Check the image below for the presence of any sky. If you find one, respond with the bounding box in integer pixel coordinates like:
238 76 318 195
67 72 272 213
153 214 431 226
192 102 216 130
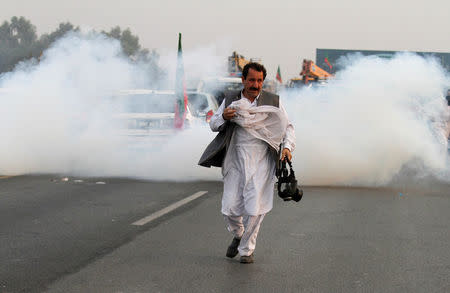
1 0 449 80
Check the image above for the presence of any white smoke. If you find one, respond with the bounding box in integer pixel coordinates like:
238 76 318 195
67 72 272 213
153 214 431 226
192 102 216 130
282 53 450 186
0 31 221 180
160 40 230 89
0 33 448 186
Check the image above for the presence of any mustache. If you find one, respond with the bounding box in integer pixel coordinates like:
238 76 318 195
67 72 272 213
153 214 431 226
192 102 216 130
249 87 259 91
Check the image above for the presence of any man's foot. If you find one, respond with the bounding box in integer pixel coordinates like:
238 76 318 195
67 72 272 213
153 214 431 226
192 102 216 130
240 254 254 264
226 237 241 258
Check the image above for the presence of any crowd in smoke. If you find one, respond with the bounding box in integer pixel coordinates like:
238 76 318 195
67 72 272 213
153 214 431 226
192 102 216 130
0 32 448 186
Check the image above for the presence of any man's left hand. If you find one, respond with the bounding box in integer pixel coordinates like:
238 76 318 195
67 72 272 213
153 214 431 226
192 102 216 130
281 148 292 162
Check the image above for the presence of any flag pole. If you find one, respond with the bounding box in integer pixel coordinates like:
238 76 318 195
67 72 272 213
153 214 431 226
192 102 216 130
174 33 188 129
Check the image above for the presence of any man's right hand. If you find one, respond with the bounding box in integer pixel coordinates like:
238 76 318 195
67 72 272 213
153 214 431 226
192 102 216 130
222 107 237 120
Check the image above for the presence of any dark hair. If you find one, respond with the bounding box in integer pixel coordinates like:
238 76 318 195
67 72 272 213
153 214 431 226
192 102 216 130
242 62 267 80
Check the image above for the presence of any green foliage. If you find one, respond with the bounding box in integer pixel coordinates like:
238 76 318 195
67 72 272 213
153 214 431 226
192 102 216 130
102 26 141 57
38 22 79 50
0 16 38 72
101 26 166 86
0 17 80 72
0 17 165 84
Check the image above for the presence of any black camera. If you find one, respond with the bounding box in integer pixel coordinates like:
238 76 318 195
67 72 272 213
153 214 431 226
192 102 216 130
276 158 303 202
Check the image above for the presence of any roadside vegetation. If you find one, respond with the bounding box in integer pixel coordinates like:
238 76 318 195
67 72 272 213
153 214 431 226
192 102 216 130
0 16 165 83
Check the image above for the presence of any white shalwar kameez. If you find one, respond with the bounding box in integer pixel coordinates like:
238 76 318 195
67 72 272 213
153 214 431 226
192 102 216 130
210 92 295 256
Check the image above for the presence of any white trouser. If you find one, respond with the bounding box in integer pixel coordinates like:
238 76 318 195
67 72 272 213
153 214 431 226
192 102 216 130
224 214 265 256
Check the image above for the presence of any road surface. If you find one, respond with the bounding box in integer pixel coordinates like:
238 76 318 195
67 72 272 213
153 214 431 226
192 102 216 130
0 175 449 293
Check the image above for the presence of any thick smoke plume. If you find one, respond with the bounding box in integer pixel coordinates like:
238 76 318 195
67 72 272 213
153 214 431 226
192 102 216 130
283 53 449 186
0 32 448 186
0 32 221 180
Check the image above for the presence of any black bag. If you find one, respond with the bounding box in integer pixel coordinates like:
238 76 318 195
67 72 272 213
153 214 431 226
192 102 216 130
275 158 303 202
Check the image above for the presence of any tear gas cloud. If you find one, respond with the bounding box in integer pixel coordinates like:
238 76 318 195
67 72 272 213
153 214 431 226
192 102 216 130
0 32 223 180
0 32 448 186
283 53 450 186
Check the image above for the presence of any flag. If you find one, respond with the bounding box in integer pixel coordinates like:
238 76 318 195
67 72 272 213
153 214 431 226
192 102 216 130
276 65 282 83
324 54 333 70
174 33 188 129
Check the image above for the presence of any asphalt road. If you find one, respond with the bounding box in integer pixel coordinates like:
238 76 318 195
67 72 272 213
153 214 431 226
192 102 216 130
1 175 449 293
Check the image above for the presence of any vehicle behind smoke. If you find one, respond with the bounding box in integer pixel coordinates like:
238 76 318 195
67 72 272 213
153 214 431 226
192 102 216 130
110 89 196 134
109 89 217 150
187 91 218 122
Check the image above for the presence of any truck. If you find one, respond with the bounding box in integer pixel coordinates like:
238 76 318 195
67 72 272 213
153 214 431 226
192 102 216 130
287 59 333 88
227 51 262 77
228 51 249 77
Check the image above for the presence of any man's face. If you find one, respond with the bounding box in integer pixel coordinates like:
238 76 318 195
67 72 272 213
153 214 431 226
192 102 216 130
242 68 264 99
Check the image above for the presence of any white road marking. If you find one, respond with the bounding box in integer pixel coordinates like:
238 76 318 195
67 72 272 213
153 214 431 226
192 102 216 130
131 191 208 226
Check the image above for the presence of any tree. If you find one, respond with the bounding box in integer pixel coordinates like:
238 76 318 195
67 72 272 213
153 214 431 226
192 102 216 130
101 26 166 86
120 28 140 56
9 16 37 47
0 18 165 84
0 18 80 73
102 26 141 57
34 22 79 57
39 22 78 47
0 16 38 72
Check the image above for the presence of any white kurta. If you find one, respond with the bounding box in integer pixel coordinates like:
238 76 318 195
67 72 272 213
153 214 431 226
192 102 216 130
210 93 295 216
